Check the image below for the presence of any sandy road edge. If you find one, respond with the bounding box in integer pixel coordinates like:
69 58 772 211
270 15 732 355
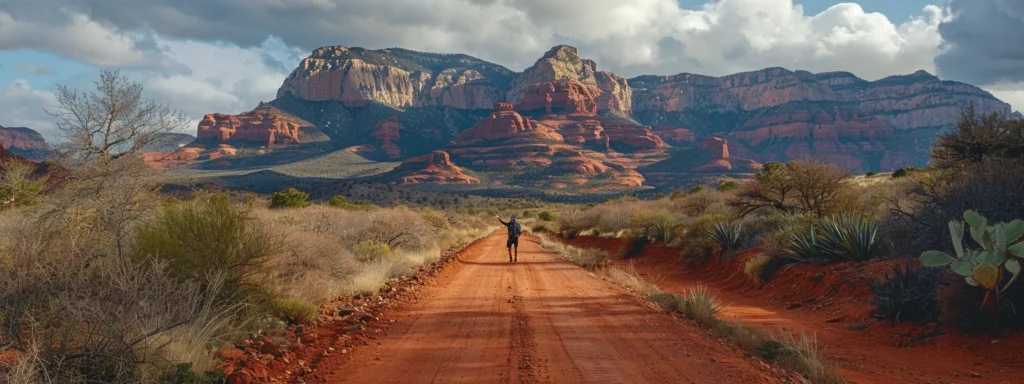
218 230 500 383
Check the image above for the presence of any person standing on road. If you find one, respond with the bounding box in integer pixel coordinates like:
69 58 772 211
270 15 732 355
497 215 522 263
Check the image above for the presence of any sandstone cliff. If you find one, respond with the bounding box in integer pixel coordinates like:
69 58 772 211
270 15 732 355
0 126 52 161
507 46 631 115
277 46 514 110
192 43 1017 188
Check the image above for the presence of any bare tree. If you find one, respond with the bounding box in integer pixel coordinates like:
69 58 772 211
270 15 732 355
730 162 796 215
730 160 851 217
46 69 189 166
786 160 851 217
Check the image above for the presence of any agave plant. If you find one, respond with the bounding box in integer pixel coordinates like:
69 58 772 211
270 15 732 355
710 221 743 258
818 213 887 262
786 213 887 263
920 210 1024 311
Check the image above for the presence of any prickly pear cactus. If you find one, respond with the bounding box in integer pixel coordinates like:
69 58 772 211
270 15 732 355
920 210 1024 310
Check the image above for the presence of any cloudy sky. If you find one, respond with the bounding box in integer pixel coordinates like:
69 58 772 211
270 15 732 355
1 0 1022 140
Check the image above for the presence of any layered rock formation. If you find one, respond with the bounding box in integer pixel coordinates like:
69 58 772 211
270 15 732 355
629 68 1012 172
515 82 600 115
0 126 52 161
507 45 631 115
447 103 644 189
277 47 514 110
193 43 1016 189
196 104 321 146
388 150 479 184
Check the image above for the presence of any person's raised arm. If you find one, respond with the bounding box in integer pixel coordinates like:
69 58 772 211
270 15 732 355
496 215 508 225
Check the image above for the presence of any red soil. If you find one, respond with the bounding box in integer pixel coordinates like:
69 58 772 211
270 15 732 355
563 235 1024 384
222 232 795 383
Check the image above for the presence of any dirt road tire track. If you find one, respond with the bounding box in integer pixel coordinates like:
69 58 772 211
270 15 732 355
322 232 784 383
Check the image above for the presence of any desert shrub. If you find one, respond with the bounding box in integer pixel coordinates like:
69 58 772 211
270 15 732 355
134 194 282 301
163 363 227 384
888 158 1024 256
763 331 841 384
865 171 877 177
891 167 916 178
688 185 705 194
629 210 676 242
932 105 1024 169
0 248 230 382
568 248 610 270
266 228 358 303
676 189 727 217
717 181 739 192
358 209 433 250
351 240 393 263
647 291 688 313
271 298 318 324
684 284 727 326
669 190 686 200
329 195 350 208
677 214 728 261
744 254 773 285
785 213 887 263
615 236 650 259
538 211 554 221
419 208 453 231
869 264 942 324
270 187 311 209
0 160 43 210
731 160 852 217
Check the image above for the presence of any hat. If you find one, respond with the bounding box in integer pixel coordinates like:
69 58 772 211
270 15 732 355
510 215 517 221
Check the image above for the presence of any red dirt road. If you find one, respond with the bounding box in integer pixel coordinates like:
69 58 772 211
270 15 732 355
324 232 785 383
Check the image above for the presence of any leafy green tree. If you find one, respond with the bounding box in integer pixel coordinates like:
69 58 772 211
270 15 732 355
270 188 311 209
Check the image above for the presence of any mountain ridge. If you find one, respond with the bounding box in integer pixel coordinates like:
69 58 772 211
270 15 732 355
176 44 1015 190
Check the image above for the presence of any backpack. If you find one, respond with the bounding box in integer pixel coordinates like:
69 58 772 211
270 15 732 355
511 222 522 238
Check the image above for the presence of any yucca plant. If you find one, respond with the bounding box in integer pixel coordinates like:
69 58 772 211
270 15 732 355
710 221 743 258
920 210 1024 311
818 213 887 262
786 226 834 263
786 213 887 263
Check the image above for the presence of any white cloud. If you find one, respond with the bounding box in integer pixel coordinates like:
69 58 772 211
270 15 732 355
0 79 58 139
985 83 1024 113
0 11 147 67
5 0 1024 134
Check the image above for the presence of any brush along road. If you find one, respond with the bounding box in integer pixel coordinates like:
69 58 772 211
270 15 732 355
324 231 785 383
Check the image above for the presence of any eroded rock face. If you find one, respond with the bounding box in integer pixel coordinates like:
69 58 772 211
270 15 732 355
197 105 316 146
515 81 600 115
390 150 479 184
278 46 513 109
630 69 1011 132
374 117 405 158
448 103 643 189
0 126 51 161
507 46 631 115
455 103 562 143
189 43 1016 188
651 126 696 144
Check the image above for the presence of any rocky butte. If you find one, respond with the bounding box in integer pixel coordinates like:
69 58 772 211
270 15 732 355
188 44 1015 188
0 126 52 161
